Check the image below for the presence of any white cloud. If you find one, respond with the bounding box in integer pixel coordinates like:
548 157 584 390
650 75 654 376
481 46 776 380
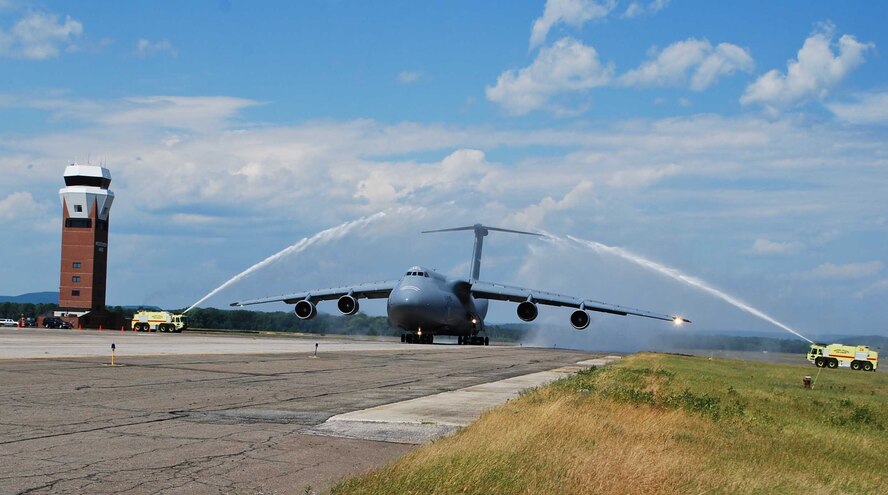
397 70 422 84
20 95 259 131
606 163 680 188
798 261 883 280
136 38 178 58
741 26 873 108
620 38 753 91
0 11 83 59
486 38 613 115
507 180 594 229
855 278 888 298
748 238 802 255
529 0 616 49
0 191 54 231
354 149 493 206
0 191 39 219
101 96 255 129
623 0 670 18
826 92 888 125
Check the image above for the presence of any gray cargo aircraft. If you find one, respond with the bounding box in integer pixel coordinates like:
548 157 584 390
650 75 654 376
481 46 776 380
231 224 690 345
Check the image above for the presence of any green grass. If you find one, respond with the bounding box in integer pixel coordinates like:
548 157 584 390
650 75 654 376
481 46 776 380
331 353 888 495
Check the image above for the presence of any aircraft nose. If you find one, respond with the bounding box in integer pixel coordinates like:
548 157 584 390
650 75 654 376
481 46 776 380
389 287 436 325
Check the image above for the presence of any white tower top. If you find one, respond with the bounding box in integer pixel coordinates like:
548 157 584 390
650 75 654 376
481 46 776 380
59 163 114 221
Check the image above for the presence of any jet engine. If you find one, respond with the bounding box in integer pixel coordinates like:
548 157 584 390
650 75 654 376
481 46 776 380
337 295 359 315
517 301 538 322
570 310 590 330
294 300 317 320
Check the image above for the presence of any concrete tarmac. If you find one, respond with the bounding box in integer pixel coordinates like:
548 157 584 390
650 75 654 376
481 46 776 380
0 328 593 494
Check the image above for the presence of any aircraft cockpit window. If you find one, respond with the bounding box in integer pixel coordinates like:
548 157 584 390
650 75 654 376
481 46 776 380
423 273 429 277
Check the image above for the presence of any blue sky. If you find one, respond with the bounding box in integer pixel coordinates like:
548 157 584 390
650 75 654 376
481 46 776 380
1 0 887 341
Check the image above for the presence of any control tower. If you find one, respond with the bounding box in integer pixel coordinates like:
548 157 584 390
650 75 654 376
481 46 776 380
57 163 114 314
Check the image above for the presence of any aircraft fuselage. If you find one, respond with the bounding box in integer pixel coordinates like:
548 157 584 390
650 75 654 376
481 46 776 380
386 265 488 337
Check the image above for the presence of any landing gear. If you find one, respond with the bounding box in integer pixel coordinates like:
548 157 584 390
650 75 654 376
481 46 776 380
402 333 433 344
459 335 489 346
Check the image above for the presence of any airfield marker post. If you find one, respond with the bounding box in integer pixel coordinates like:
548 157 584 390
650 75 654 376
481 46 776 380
312 343 319 358
111 343 116 366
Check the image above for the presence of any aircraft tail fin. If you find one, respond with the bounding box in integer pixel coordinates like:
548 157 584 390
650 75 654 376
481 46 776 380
422 224 541 280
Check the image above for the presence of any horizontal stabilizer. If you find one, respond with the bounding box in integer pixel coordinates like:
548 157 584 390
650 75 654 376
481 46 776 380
422 224 541 236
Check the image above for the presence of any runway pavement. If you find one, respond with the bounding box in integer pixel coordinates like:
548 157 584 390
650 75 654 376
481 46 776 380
0 328 596 494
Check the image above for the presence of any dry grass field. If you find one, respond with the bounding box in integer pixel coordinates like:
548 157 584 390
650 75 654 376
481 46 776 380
332 353 887 495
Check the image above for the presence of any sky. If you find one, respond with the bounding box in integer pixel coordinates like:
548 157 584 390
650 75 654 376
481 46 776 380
1 0 886 342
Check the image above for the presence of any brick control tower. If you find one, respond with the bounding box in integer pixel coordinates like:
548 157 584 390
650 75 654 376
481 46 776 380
57 163 114 316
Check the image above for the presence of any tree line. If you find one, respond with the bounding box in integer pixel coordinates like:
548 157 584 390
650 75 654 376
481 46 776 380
4 301 837 351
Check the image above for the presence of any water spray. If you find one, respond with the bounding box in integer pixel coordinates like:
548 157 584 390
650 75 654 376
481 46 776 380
551 234 813 344
184 212 389 313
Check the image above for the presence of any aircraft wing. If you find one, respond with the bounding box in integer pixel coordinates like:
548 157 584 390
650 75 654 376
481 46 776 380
230 280 399 307
470 280 690 323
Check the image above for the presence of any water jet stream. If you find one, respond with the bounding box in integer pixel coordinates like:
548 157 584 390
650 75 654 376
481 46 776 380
184 212 388 313
561 235 813 343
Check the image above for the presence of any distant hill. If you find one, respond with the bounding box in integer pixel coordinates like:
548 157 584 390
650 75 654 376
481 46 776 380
0 292 58 304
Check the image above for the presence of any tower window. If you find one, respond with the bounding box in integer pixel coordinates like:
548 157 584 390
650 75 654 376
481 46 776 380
74 205 83 212
72 276 81 283
71 290 80 296
73 262 81 269
65 218 92 228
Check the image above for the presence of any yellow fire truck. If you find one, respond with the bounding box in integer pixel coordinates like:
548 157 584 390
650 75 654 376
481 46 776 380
132 311 187 333
807 343 878 371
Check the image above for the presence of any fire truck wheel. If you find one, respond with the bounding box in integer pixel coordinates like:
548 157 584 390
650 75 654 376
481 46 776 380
827 359 838 369
815 357 825 367
851 361 861 370
863 362 873 371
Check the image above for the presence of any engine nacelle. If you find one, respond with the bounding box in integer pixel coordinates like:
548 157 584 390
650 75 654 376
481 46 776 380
337 295 359 315
294 300 317 320
570 310 590 330
517 301 538 322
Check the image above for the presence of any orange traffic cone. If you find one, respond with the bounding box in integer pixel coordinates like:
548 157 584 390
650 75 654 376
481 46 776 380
99 324 103 332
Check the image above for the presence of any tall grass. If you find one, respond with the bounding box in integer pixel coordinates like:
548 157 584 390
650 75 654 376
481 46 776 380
332 353 888 494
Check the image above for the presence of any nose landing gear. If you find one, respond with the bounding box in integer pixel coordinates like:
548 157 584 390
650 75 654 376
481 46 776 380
402 333 434 344
458 335 489 346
